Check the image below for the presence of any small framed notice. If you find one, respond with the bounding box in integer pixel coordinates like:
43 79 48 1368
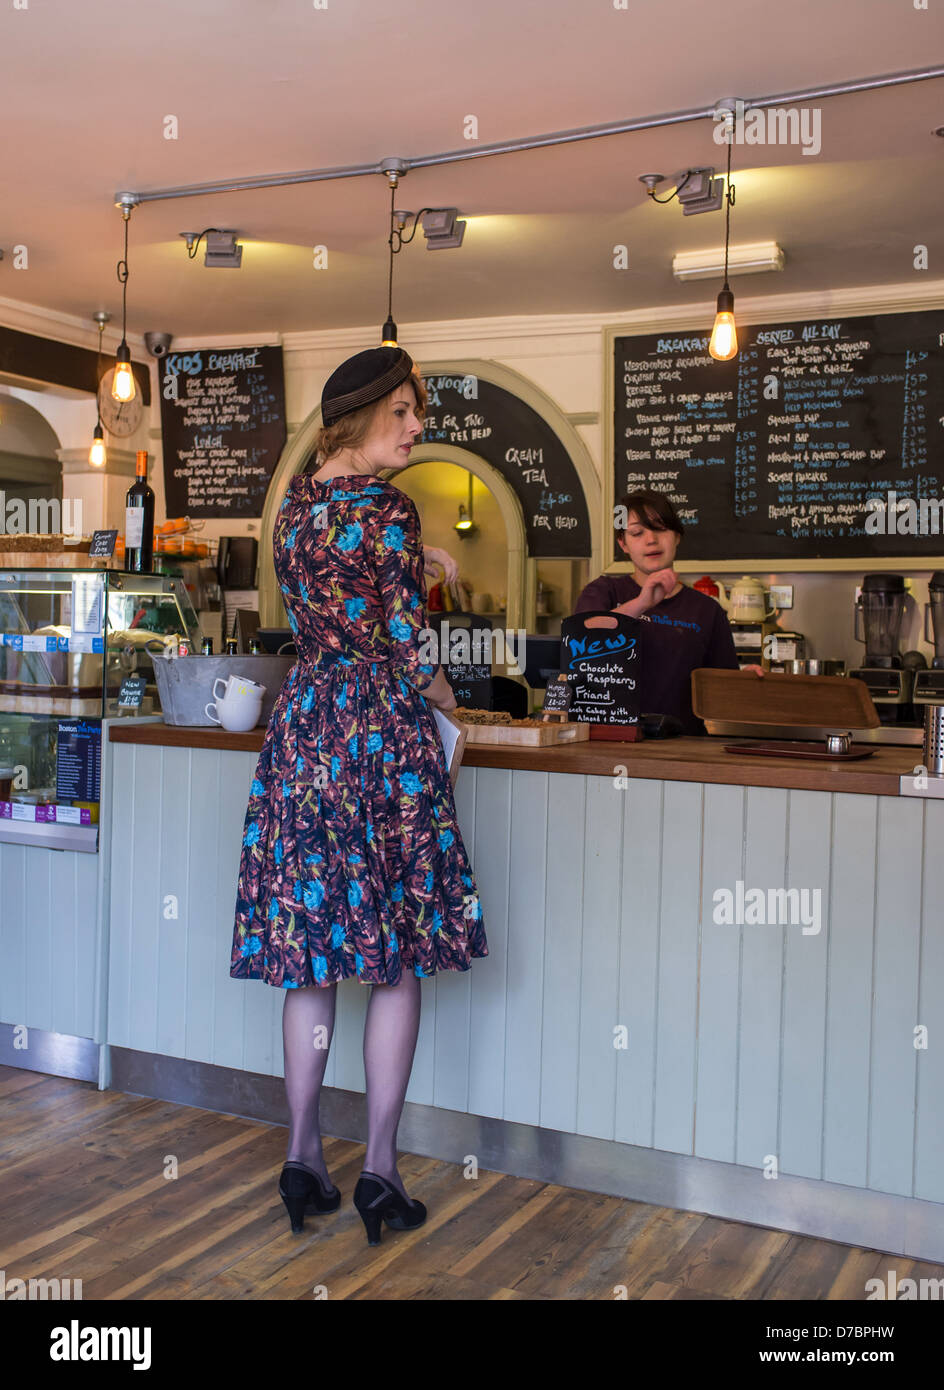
71 573 105 636
542 675 574 719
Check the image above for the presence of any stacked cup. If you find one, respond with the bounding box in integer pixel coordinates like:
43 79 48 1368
206 675 267 731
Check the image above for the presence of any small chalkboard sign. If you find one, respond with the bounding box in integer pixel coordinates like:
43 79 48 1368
118 673 147 709
559 611 642 726
89 529 118 559
431 612 493 710
542 675 574 716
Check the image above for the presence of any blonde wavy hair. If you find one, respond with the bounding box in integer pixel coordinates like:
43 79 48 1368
308 368 428 468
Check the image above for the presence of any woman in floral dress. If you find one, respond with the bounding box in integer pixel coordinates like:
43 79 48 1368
230 347 487 1240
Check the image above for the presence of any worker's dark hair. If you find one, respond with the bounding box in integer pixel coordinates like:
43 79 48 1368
615 489 685 539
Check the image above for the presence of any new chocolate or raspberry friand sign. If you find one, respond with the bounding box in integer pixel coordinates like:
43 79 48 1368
159 346 287 518
559 612 642 727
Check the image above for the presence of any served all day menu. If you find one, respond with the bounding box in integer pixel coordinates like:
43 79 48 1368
159 346 287 517
613 310 944 561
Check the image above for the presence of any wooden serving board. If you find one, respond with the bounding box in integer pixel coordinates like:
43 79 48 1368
459 720 591 746
0 549 106 569
692 668 880 728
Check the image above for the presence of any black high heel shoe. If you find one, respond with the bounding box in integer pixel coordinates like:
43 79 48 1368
352 1170 427 1246
279 1161 341 1234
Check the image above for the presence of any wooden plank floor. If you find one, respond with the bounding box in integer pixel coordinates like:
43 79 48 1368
2 1065 941 1301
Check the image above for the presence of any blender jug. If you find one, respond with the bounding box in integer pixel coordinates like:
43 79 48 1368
854 574 905 667
924 571 944 670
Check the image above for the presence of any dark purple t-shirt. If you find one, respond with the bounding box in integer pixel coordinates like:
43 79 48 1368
573 575 739 734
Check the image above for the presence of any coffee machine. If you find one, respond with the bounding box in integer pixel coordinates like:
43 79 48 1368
913 571 944 705
849 574 914 723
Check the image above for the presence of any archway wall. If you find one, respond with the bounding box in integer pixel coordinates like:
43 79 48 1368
258 358 601 627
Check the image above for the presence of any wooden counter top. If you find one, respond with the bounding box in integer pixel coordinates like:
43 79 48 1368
108 720 920 796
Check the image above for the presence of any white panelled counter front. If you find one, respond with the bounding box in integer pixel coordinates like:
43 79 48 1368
5 718 944 1262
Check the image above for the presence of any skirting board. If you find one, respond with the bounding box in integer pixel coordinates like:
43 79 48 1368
5 1031 944 1265
0 1023 99 1082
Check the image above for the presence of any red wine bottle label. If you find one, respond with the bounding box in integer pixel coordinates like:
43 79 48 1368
125 508 144 548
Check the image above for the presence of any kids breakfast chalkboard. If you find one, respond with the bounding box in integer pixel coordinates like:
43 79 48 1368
159 346 287 518
612 310 944 562
559 611 641 726
420 373 591 558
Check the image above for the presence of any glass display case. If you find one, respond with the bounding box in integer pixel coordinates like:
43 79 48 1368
0 567 201 851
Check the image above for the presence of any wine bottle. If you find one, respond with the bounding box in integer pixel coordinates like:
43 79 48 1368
125 450 155 573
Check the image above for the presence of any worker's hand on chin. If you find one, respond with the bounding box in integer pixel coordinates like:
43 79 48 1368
639 567 678 610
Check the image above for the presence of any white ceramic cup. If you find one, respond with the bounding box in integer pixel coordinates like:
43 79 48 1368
213 675 264 702
205 675 266 731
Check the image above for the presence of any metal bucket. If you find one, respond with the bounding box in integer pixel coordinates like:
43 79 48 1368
152 654 295 726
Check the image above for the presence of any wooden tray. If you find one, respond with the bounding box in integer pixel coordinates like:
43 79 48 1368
459 720 590 746
724 741 874 761
0 549 106 569
692 668 879 728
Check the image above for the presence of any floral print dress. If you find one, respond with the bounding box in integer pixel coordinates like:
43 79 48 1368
230 472 488 988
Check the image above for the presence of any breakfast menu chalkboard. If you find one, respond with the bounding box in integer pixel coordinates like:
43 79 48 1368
420 374 591 558
159 346 286 517
613 310 944 561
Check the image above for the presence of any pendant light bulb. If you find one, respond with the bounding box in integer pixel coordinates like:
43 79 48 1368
89 420 107 468
709 286 738 361
709 122 738 362
381 315 398 348
112 343 136 402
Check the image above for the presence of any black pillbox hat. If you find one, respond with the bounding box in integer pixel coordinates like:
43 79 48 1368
321 346 415 426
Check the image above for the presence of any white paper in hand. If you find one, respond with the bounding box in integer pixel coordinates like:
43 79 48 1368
432 707 467 787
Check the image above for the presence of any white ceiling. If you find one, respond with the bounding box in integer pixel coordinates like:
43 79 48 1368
2 0 943 341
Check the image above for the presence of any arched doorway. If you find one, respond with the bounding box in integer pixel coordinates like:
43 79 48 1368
393 446 526 631
257 359 599 628
0 391 63 506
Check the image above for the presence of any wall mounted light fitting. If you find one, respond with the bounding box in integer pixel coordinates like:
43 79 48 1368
179 229 242 266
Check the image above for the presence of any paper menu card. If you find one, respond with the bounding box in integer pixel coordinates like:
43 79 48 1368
432 707 468 787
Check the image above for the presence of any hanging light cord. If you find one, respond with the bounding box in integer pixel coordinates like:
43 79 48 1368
386 183 396 324
722 129 735 288
116 212 130 338
384 189 451 331
95 323 104 424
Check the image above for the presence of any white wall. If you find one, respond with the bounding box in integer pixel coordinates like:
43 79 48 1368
2 276 943 665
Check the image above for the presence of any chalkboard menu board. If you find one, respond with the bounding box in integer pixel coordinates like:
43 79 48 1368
159 346 287 517
613 311 944 561
559 612 641 726
420 374 591 558
430 613 493 709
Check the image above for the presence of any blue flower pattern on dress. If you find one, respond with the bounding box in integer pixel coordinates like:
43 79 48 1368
230 473 487 988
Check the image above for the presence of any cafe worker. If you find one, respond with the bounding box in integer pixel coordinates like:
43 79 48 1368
230 345 488 1247
574 489 746 734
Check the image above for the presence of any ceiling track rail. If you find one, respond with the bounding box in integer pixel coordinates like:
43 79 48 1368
116 65 944 206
